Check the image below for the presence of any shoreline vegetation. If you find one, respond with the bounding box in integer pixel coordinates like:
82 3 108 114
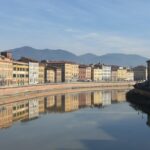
127 80 150 101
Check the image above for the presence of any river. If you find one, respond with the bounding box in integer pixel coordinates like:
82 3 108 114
0 88 150 150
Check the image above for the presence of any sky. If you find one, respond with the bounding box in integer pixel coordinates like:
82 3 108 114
0 0 150 57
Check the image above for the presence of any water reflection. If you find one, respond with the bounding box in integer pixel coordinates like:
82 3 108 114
127 90 150 128
0 89 128 129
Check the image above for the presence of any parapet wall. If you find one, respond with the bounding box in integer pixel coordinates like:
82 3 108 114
0 82 135 97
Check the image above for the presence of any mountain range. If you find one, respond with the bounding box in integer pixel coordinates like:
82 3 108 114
6 46 148 67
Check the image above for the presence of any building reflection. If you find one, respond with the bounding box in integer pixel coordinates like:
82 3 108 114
29 99 39 119
102 91 112 106
62 93 79 112
127 92 150 128
79 92 92 108
0 104 13 129
45 95 55 111
0 89 127 129
91 91 102 106
13 100 29 121
112 90 127 103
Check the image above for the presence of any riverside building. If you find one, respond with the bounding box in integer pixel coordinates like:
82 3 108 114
45 67 55 83
133 66 147 81
0 52 13 86
13 61 29 86
79 65 91 81
38 63 45 84
147 60 150 84
45 61 79 82
93 63 112 81
91 67 102 81
102 65 112 81
19 57 39 85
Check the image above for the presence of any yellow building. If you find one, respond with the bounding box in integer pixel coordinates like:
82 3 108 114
13 61 29 86
0 53 13 86
45 67 55 83
46 61 79 82
92 68 102 81
71 63 79 81
126 69 134 81
39 63 45 84
117 67 127 81
55 68 62 83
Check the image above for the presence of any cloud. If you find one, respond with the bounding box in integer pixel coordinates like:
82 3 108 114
64 28 81 33
74 31 150 56
0 0 150 58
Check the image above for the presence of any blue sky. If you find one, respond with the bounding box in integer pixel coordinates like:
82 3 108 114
0 0 150 57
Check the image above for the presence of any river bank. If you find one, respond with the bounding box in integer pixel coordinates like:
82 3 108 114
0 82 135 105
0 81 135 97
127 88 150 102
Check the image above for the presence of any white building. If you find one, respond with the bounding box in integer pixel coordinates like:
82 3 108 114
92 68 102 81
29 62 39 85
102 65 112 81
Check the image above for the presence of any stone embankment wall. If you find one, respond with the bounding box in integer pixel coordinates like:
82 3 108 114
0 82 135 97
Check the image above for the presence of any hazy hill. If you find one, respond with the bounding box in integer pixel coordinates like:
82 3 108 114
6 46 148 67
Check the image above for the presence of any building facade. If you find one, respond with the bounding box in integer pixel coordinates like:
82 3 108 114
46 61 79 82
133 66 147 81
117 67 127 81
91 67 102 81
79 65 86 81
13 61 29 86
55 67 62 83
102 65 112 81
38 63 45 84
19 57 39 85
79 65 91 81
93 63 111 81
29 62 39 85
126 69 134 81
45 67 55 83
0 54 13 86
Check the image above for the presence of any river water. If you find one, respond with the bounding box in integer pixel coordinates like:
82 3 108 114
0 89 150 150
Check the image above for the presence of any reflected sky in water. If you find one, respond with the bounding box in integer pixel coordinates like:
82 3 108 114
0 89 150 150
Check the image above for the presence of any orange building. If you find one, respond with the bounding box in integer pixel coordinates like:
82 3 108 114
0 52 13 86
